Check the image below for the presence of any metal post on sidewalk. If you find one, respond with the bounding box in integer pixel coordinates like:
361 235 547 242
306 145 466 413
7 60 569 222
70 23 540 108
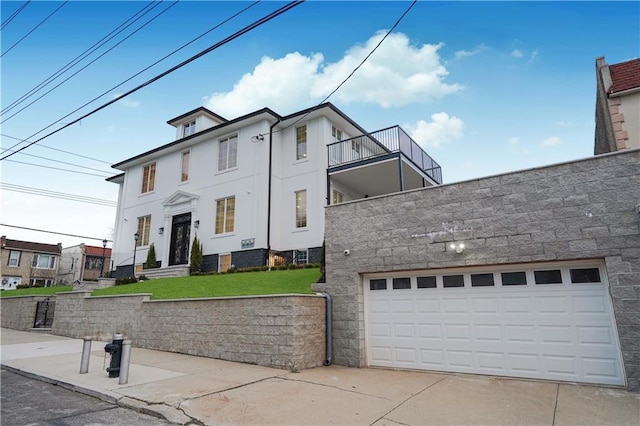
79 336 92 374
118 340 132 385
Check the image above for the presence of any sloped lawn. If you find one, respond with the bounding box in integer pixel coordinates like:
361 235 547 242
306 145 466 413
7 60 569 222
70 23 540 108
92 268 321 300
0 286 73 297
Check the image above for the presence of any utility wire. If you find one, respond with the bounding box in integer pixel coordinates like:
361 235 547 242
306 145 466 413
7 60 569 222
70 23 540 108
1 133 113 164
1 1 163 116
1 0 178 123
1 1 68 58
0 0 304 161
5 160 112 177
1 0 31 30
1 183 117 206
271 0 417 136
4 149 113 173
0 224 112 242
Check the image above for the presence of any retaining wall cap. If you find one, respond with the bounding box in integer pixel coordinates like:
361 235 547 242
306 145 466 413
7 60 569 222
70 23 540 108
143 293 325 303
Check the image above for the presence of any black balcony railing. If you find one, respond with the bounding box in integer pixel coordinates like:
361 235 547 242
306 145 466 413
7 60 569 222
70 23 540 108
327 125 442 184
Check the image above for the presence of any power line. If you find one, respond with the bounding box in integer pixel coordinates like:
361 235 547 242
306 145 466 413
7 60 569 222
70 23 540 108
1 1 69 58
2 1 161 116
271 0 417 136
5 160 112 177
5 149 113 173
1 133 113 164
1 183 117 206
1 0 179 123
0 223 112 242
0 0 304 161
1 0 31 30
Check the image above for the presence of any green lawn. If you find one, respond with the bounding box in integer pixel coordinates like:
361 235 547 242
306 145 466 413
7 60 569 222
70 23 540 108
0 286 73 298
92 268 322 299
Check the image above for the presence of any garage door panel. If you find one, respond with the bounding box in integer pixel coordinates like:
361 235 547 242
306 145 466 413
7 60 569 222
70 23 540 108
365 263 624 386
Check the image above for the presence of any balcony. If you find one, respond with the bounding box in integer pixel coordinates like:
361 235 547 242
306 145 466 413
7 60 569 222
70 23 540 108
326 126 442 201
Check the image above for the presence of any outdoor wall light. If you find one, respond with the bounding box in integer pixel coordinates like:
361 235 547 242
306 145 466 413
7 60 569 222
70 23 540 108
450 243 465 254
158 227 164 235
194 220 200 228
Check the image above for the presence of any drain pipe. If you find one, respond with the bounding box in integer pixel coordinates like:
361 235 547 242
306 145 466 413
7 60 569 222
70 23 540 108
266 117 282 267
317 292 333 366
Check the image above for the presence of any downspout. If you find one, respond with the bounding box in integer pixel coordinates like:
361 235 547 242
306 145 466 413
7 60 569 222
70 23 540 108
266 118 282 266
317 292 333 366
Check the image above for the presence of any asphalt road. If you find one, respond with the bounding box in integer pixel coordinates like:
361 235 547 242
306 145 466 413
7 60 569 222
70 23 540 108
0 369 172 425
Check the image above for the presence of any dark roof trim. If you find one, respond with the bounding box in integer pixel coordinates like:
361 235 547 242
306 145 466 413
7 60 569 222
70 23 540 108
166 106 227 126
277 102 369 135
2 238 62 254
106 172 125 183
112 107 280 169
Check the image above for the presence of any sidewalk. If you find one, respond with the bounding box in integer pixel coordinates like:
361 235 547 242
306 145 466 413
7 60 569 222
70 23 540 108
1 328 638 425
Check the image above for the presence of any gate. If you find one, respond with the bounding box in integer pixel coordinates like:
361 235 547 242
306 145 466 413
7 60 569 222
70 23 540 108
33 298 55 328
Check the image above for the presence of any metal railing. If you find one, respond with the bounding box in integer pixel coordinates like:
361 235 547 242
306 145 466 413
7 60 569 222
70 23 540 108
327 126 442 184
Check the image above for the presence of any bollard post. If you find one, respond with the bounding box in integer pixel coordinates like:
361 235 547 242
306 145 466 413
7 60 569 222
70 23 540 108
79 336 92 374
118 340 132 385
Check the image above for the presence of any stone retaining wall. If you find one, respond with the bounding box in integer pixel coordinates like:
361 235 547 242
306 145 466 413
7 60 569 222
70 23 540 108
1 292 326 370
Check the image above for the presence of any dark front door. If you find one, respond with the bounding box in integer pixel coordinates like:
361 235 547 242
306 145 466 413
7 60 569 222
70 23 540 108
169 213 191 265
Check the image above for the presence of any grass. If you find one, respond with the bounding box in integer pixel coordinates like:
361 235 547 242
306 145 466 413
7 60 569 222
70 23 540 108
0 286 73 298
92 268 322 300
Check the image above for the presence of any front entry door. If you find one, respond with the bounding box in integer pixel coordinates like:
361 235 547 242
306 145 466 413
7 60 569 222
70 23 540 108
169 213 191 265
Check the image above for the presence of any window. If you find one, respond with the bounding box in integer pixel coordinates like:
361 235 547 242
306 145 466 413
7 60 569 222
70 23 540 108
218 135 238 171
534 269 562 285
351 138 361 154
32 254 55 269
443 275 464 288
181 151 190 182
136 215 152 246
501 271 527 286
296 125 307 160
29 278 53 287
8 250 20 266
295 190 307 228
182 120 196 137
332 190 344 205
85 256 104 270
570 268 601 283
215 196 235 234
417 276 437 289
471 273 495 287
392 277 411 290
141 162 156 193
370 279 387 290
294 249 308 264
331 125 343 141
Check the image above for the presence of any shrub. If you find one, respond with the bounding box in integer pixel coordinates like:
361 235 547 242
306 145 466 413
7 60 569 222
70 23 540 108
115 276 138 286
190 235 203 274
144 243 157 269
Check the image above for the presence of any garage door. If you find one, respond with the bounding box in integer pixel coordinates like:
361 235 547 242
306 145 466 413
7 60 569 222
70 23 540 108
365 261 625 386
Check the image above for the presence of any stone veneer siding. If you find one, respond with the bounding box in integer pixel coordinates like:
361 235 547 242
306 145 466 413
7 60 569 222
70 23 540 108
324 149 640 390
1 292 326 370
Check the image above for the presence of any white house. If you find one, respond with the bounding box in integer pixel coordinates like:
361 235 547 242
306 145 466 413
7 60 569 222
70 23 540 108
107 103 442 277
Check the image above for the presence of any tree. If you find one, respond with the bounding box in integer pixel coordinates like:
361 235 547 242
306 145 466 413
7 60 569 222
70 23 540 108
190 235 203 273
144 243 157 269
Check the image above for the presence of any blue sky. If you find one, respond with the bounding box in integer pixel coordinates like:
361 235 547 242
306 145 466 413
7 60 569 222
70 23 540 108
1 1 638 247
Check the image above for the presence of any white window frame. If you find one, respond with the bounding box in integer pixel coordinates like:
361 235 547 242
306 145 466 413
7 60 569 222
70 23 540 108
218 134 238 171
29 278 54 287
8 250 21 266
141 162 156 194
331 125 343 141
136 215 152 247
32 254 56 269
294 249 308 264
183 120 196 137
296 125 307 160
215 196 235 235
181 150 190 182
295 189 307 228
332 190 344 205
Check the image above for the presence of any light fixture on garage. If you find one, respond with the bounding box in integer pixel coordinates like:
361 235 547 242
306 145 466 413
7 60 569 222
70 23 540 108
449 242 465 254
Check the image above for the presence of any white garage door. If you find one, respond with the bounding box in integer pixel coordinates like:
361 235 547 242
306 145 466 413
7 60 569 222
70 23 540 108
365 261 625 386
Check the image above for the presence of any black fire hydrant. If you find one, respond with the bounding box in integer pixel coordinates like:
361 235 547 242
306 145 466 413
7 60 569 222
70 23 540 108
104 333 124 378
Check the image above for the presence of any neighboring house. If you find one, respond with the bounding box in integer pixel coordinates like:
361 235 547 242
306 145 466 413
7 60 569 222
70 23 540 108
594 56 640 154
107 102 442 277
1 236 62 289
57 243 112 283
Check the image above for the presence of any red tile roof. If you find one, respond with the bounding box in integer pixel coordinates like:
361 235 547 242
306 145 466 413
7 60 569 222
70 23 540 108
608 58 640 94
2 238 61 254
85 245 112 256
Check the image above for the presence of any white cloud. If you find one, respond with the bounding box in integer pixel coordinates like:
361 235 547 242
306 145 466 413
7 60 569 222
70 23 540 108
508 137 520 146
404 112 464 149
511 49 523 58
541 136 562 147
454 43 487 59
529 49 539 62
205 32 462 117
113 94 140 108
